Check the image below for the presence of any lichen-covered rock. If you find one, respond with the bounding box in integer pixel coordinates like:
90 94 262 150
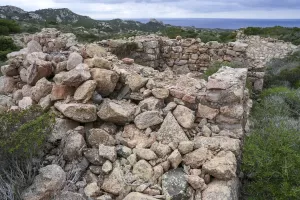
186 175 207 191
134 111 163 129
156 112 189 144
49 118 79 142
134 148 157 160
133 160 153 181
152 88 169 99
63 132 86 161
202 151 237 180
87 128 116 148
98 99 137 124
56 191 86 200
168 149 182 169
126 73 148 92
162 168 190 200
54 102 97 123
22 165 66 200
83 148 105 165
18 97 33 109
99 144 117 162
27 40 42 53
197 104 219 120
101 165 127 195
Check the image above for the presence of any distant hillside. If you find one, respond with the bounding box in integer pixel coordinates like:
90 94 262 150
0 6 166 34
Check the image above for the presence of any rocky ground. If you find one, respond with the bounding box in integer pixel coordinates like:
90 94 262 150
0 28 297 200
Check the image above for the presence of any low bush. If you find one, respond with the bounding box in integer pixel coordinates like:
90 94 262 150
0 106 55 199
0 19 21 35
244 26 300 45
0 36 19 61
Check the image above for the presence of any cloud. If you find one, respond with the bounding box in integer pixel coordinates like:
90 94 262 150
1 0 300 19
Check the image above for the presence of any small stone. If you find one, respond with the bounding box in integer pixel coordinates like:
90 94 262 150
178 141 194 155
197 104 219 120
99 144 117 162
102 160 113 174
122 58 134 65
183 148 212 168
151 142 172 158
116 145 132 158
134 111 163 129
84 182 100 197
18 97 33 109
123 192 158 200
127 154 137 166
204 174 211 184
87 128 116 148
202 125 212 137
84 148 105 165
101 166 127 195
211 125 220 133
186 175 207 191
133 160 153 181
168 150 182 169
134 148 157 160
126 73 148 92
74 80 97 102
152 88 169 99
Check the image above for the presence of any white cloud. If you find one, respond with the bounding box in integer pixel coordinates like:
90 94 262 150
1 0 300 19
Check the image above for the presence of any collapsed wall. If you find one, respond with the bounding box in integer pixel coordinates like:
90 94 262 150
100 33 297 92
0 28 271 200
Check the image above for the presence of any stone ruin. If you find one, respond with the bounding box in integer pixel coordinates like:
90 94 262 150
0 28 297 200
99 31 297 92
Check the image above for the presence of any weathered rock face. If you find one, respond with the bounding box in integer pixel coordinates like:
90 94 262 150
63 132 86 161
97 99 137 124
91 68 119 96
0 76 16 95
54 102 97 123
22 165 66 200
49 118 80 142
67 52 83 70
101 165 127 196
31 78 53 102
133 160 153 181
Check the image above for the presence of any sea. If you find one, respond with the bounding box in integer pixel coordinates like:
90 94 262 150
131 18 300 30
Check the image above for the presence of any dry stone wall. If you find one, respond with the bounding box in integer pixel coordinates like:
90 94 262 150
0 28 281 200
100 33 297 91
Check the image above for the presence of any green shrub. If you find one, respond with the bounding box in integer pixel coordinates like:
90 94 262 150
0 25 9 35
0 36 19 61
243 26 300 45
0 106 55 199
242 87 300 199
0 19 21 35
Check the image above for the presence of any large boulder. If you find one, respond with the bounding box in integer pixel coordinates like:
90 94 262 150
84 43 106 58
74 80 97 103
162 168 190 200
22 165 66 200
50 84 75 101
0 76 16 95
202 151 237 180
156 112 189 144
31 78 53 102
123 192 158 200
27 40 42 53
202 178 239 200
54 102 97 123
67 52 83 70
97 99 137 124
90 68 119 96
173 105 195 129
134 111 163 129
53 64 91 87
27 62 53 86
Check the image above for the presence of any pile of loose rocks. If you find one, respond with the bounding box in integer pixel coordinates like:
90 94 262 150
0 28 252 200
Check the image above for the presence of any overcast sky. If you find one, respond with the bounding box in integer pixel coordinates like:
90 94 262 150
1 0 300 19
